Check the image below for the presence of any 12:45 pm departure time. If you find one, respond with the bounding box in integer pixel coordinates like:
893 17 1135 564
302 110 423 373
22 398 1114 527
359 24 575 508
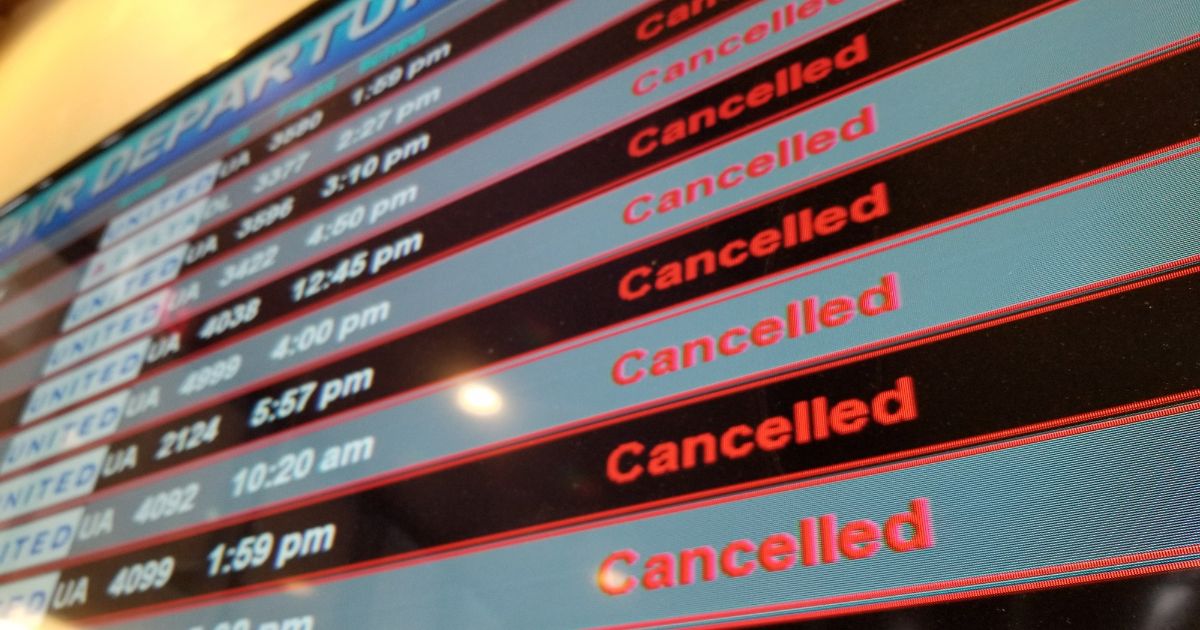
290 249 369 302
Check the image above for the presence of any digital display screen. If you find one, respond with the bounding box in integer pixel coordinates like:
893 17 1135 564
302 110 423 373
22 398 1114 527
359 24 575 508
0 0 1198 627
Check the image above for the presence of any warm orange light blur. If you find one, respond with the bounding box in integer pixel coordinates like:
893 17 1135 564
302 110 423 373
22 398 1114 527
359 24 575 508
0 0 310 204
455 382 503 417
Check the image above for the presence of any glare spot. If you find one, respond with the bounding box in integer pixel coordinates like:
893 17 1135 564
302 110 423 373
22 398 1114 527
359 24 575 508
456 382 503 417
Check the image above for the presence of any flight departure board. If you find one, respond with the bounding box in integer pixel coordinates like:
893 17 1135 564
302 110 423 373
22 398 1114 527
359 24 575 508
0 0 1197 627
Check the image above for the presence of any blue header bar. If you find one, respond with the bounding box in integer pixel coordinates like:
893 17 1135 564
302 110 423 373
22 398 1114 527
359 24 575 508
0 0 449 264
